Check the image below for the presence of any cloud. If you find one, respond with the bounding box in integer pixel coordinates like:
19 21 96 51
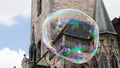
0 48 28 68
0 0 118 26
0 0 31 26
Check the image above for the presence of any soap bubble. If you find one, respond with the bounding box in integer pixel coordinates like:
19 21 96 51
42 9 99 64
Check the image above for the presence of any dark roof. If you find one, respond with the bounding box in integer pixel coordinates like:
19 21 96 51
93 0 117 34
63 19 91 39
53 19 92 43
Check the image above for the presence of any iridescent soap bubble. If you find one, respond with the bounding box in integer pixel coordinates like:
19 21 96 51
42 9 99 64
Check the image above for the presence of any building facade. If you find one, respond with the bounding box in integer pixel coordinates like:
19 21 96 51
112 17 120 53
112 17 120 40
29 0 120 68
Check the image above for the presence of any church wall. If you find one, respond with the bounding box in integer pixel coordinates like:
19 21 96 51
31 0 120 68
96 34 120 68
33 0 95 43
51 0 95 17
33 0 96 64
32 0 51 59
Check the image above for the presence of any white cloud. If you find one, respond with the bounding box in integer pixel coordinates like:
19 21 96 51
0 48 27 68
0 0 31 26
104 0 120 20
0 0 118 26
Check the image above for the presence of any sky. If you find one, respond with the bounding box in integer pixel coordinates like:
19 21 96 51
0 0 120 68
0 0 31 68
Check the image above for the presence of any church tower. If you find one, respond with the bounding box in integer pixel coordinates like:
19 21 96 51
29 0 120 68
93 0 120 68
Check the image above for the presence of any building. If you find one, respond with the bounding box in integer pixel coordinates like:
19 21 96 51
29 0 120 68
112 17 120 40
112 17 120 50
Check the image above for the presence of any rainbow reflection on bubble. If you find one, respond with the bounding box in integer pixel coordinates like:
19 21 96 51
42 9 99 64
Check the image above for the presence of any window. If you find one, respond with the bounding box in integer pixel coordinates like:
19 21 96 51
36 40 41 61
54 66 57 68
38 40 41 48
112 55 118 68
30 52 33 61
93 61 98 68
30 47 36 61
100 55 108 68
79 65 85 68
37 0 42 16
71 63 77 68
34 48 36 61
91 57 98 68
111 40 114 46
100 40 104 46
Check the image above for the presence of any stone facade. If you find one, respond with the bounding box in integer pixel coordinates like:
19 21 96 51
29 0 120 68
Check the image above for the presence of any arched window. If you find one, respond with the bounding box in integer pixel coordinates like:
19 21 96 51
54 66 57 68
37 0 42 16
30 52 33 61
112 55 118 68
71 63 77 68
91 57 98 68
100 55 108 68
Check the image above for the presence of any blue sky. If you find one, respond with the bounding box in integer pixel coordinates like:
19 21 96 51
0 0 31 67
0 0 120 68
0 0 119 55
0 16 30 53
0 0 31 54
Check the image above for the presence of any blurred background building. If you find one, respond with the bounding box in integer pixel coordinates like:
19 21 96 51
112 17 120 50
21 54 29 68
28 0 120 68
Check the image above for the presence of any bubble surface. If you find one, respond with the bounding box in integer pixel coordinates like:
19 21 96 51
42 9 99 64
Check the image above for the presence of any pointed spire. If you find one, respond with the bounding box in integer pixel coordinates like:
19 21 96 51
29 26 36 62
94 0 117 34
31 26 35 44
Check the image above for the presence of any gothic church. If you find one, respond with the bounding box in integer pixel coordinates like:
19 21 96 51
29 0 120 68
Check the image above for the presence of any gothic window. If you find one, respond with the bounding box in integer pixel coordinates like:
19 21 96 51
93 61 98 68
79 64 85 68
111 40 114 46
30 47 36 61
30 52 33 61
54 66 57 68
36 40 41 61
37 40 41 48
33 47 36 61
100 40 104 46
71 63 77 68
100 55 108 68
37 0 42 16
91 57 98 68
112 55 118 68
